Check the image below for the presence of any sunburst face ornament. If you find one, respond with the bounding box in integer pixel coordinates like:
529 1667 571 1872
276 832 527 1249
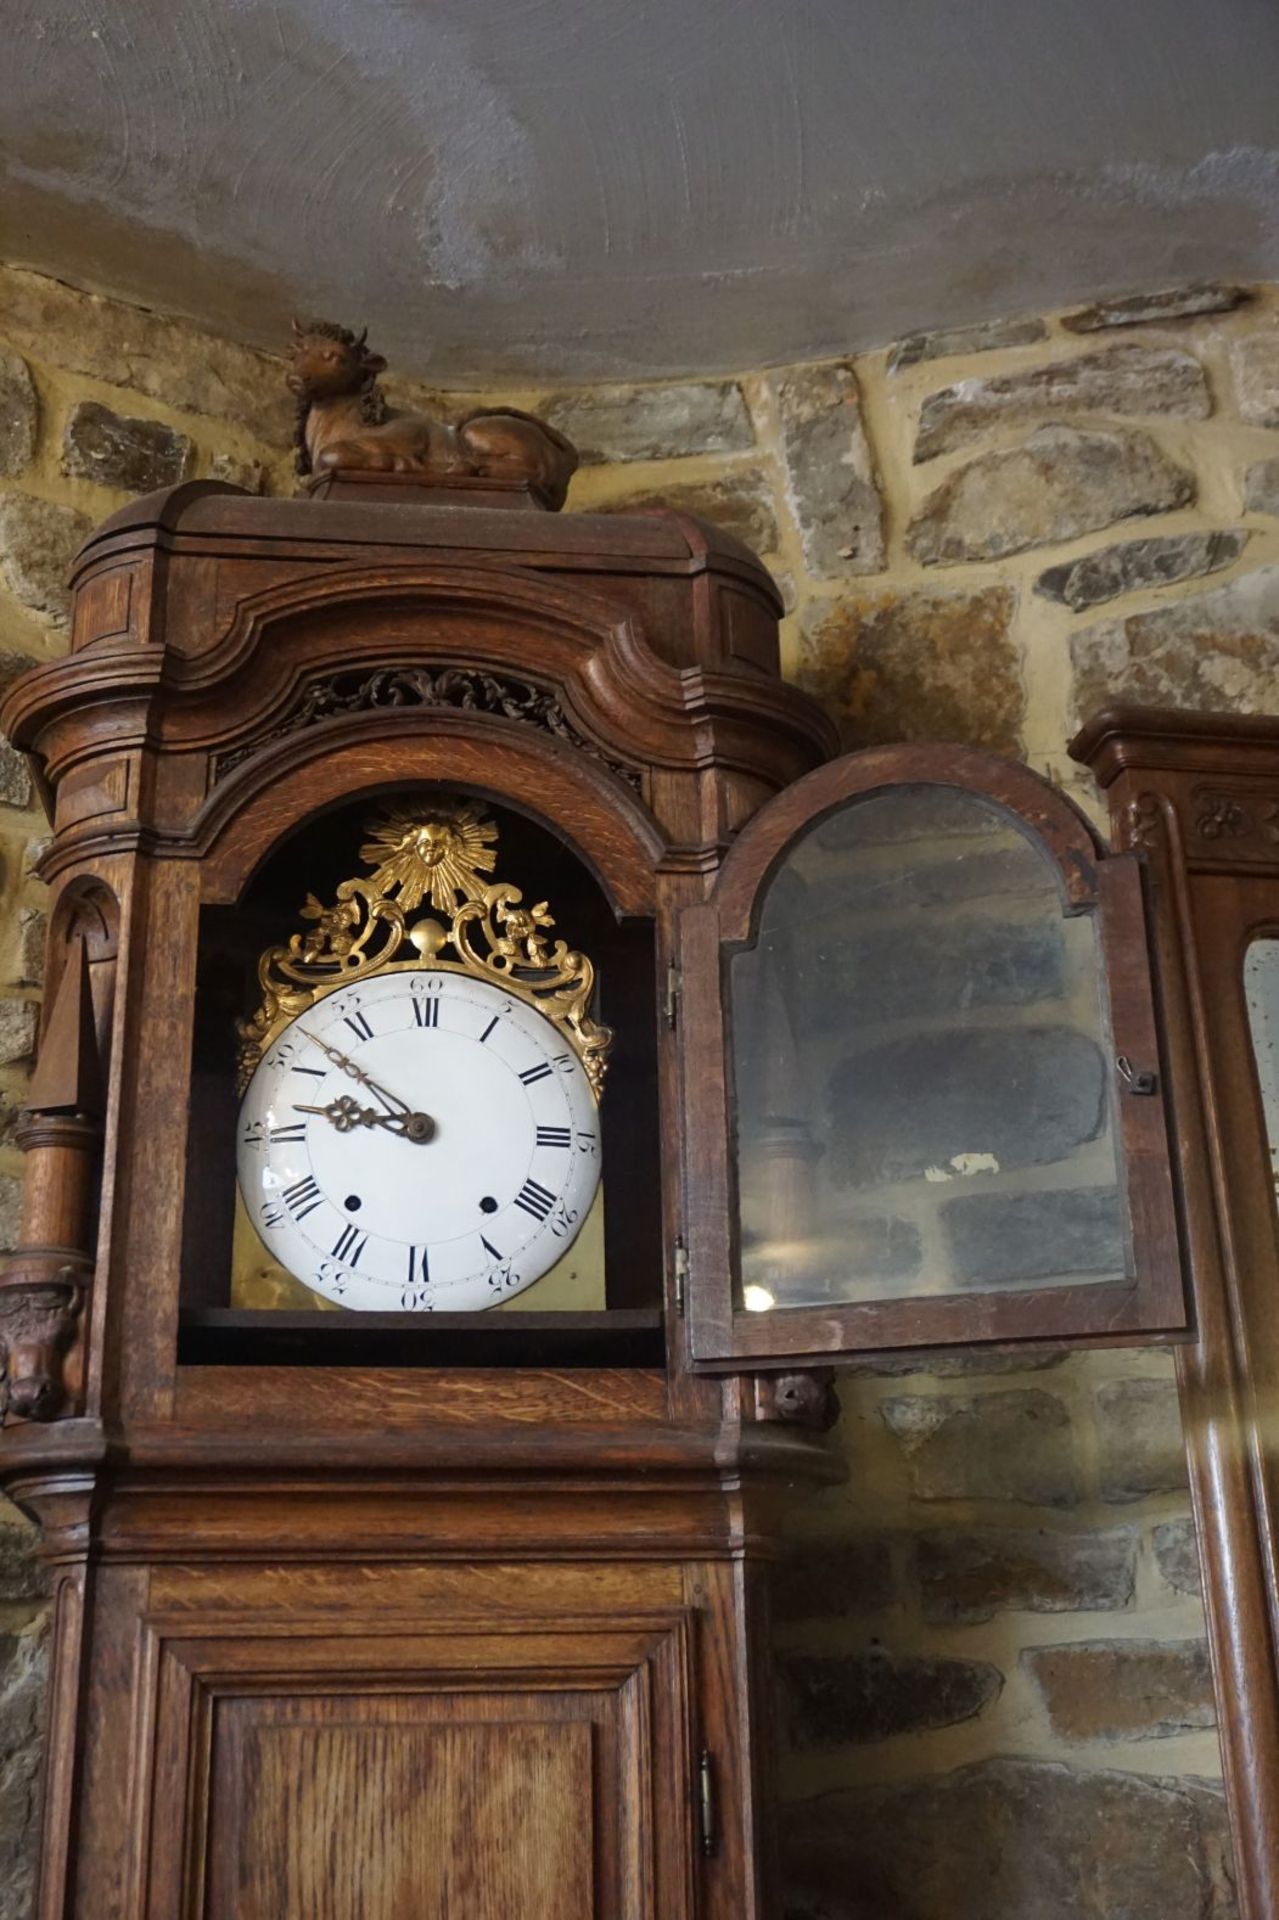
358 803 498 914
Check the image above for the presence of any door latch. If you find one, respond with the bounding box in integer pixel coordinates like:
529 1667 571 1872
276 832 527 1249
1117 1054 1158 1096
697 1748 717 1858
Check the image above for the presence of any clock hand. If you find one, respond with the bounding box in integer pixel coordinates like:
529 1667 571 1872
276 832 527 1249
299 1026 415 1117
292 1097 428 1139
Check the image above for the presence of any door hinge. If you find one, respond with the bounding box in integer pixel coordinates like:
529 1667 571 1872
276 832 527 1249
664 962 681 1030
697 1748 717 1859
673 1237 689 1316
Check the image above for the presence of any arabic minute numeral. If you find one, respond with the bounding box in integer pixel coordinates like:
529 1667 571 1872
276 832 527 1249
551 1201 580 1240
242 1120 267 1148
576 1131 598 1156
260 1202 285 1230
401 1286 433 1312
487 1260 521 1294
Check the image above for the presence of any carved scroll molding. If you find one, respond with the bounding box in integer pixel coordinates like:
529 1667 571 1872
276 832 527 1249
213 664 643 791
1123 793 1166 851
1192 785 1279 850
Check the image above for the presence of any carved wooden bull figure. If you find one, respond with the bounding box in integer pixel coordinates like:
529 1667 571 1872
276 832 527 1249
288 319 579 509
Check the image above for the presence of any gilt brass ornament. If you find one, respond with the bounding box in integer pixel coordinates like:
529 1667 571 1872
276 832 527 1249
238 803 613 1098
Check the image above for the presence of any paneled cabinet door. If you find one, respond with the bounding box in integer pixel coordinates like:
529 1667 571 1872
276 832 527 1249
140 1612 698 1920
678 744 1185 1367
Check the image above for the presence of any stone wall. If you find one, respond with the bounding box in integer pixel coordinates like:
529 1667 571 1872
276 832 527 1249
3 265 1278 1915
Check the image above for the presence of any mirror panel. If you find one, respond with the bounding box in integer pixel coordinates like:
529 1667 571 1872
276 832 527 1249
728 784 1128 1313
1244 938 1279 1224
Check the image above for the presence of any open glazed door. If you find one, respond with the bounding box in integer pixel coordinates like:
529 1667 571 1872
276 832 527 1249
678 745 1186 1368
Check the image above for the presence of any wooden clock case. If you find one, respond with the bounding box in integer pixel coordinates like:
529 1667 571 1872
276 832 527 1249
0 473 1261 1917
0 476 843 1920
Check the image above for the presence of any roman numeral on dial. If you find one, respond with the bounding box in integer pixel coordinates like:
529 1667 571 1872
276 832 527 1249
281 1175 323 1221
413 997 439 1027
331 1223 367 1266
514 1178 557 1222
406 1245 430 1287
344 1010 374 1041
270 1123 307 1144
535 1126 571 1149
518 1062 553 1086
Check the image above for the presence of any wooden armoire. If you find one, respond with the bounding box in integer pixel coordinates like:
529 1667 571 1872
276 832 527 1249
0 467 1276 1918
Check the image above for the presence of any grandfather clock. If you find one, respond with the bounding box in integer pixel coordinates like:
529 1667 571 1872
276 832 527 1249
0 340 1196 1919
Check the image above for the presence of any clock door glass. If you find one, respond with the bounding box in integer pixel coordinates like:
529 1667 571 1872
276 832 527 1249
237 969 601 1311
727 783 1128 1312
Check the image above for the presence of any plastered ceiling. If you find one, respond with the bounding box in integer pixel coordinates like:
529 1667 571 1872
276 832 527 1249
5 0 1279 386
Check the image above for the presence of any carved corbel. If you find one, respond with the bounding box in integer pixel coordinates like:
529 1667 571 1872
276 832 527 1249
753 1370 840 1431
0 1254 86 1422
0 938 105 1424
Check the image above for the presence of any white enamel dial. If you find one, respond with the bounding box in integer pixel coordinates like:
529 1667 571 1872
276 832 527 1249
236 968 601 1311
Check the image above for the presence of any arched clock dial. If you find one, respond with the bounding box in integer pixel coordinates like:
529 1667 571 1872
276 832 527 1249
237 968 601 1311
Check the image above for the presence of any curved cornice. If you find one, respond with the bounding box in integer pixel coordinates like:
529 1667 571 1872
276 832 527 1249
6 563 835 784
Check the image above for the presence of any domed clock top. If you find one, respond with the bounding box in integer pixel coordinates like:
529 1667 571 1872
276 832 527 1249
236 803 610 1312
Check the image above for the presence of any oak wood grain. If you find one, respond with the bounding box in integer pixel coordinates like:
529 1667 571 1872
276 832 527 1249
1073 707 1279 1920
0 480 834 1920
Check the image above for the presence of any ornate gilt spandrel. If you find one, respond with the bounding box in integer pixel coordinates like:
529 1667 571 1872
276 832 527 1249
238 802 613 1099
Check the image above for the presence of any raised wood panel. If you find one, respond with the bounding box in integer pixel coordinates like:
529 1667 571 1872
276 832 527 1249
139 1614 697 1920
210 1719 595 1920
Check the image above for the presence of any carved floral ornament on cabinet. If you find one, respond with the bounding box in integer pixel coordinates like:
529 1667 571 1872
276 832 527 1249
0 326 1277 1919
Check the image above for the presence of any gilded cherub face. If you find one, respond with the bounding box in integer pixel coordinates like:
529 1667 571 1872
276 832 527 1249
358 806 499 914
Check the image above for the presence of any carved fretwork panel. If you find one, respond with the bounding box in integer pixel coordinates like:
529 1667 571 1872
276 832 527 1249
213 663 644 791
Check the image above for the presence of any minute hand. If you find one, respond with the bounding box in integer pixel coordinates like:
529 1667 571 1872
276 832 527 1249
299 1026 413 1116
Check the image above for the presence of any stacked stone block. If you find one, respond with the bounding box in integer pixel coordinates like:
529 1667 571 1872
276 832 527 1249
2 263 1275 1916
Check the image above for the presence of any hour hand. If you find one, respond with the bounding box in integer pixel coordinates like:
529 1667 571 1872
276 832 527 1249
293 1097 435 1143
294 1095 388 1134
